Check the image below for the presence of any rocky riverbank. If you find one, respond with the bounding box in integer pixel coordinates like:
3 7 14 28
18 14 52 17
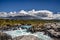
12 35 41 40
0 32 12 40
0 32 40 40
0 22 60 40
27 22 60 40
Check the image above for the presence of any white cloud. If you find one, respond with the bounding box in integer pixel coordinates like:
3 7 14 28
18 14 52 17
0 9 60 20
19 10 28 14
28 10 53 19
53 14 60 19
0 12 8 17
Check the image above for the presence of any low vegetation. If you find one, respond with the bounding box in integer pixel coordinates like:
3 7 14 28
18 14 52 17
0 19 60 27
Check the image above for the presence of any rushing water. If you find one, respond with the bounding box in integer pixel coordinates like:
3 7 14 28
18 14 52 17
3 25 53 40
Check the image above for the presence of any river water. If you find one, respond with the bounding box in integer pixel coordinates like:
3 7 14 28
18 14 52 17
3 25 53 40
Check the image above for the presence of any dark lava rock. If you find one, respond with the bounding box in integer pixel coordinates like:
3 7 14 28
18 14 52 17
13 35 41 40
0 32 12 40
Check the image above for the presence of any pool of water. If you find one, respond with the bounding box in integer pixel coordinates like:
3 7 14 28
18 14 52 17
21 25 32 29
3 25 53 40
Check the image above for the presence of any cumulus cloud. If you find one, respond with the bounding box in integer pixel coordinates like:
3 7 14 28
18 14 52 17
0 12 8 17
53 14 60 19
28 9 53 19
8 11 17 17
0 9 60 20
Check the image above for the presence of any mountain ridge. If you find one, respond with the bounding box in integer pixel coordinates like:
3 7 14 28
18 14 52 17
0 9 60 20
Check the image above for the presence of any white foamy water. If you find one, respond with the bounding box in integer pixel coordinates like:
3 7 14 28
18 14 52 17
3 29 31 38
33 32 52 40
3 25 53 40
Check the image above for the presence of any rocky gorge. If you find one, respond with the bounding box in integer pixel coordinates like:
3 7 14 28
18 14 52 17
0 22 60 40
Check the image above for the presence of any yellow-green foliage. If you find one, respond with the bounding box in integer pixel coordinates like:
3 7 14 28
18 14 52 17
0 19 60 26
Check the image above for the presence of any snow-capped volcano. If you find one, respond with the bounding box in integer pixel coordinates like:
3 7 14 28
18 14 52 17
0 9 60 20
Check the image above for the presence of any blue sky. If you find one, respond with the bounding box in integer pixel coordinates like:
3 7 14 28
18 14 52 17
0 0 60 12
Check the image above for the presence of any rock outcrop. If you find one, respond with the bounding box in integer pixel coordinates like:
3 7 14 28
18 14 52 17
44 23 60 38
13 35 41 40
28 23 60 39
0 32 12 40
